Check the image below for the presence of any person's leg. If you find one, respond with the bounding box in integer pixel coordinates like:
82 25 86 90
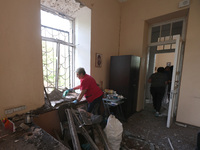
155 87 165 113
150 87 157 110
168 82 171 100
152 88 161 116
87 95 103 115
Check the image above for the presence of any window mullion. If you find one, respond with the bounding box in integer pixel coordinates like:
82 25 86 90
55 43 60 89
42 36 75 47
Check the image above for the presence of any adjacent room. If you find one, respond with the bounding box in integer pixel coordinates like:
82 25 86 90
1 0 200 149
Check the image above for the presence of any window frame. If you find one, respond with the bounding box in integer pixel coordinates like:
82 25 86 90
41 5 76 92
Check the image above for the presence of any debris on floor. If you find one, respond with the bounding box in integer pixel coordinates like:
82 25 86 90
57 102 113 149
0 119 68 150
1 89 200 150
122 103 200 150
175 122 187 128
168 138 174 150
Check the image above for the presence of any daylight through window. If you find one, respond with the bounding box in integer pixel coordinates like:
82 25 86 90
41 10 75 93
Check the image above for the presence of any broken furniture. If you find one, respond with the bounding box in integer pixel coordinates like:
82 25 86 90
58 101 112 150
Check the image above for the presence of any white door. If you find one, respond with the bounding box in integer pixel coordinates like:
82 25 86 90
167 35 183 128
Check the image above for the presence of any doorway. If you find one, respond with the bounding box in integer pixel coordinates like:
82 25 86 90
145 18 186 127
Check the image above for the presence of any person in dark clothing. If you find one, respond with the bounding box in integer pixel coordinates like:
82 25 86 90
148 67 168 117
164 66 171 81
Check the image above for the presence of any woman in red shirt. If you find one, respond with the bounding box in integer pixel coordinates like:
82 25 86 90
72 68 103 115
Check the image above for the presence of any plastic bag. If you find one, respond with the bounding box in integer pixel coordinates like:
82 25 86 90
104 115 123 150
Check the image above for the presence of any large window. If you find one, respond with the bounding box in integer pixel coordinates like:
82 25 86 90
41 9 75 93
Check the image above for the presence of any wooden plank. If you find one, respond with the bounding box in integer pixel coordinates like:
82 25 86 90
65 109 81 150
95 124 112 150
71 108 99 150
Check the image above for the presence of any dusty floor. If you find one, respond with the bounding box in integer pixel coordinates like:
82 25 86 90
121 103 200 150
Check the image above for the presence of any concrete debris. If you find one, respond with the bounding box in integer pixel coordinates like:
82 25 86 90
51 99 65 107
48 89 64 101
168 138 174 150
123 130 156 149
48 89 78 107
149 143 155 150
0 134 9 139
175 122 187 128
24 127 43 142
19 123 30 130
14 140 19 143
155 145 160 149
48 88 78 101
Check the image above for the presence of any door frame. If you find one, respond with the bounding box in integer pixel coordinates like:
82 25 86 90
144 17 187 127
145 40 176 101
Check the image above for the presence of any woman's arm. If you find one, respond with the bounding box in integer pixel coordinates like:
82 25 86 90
77 89 87 101
73 85 81 90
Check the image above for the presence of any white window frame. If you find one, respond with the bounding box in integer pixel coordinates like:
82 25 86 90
41 5 76 92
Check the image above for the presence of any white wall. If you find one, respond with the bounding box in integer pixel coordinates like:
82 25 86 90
73 7 91 86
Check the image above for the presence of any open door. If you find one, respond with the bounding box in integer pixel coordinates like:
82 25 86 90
167 35 183 128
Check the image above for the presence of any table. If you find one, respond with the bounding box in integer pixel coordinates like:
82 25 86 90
102 98 125 121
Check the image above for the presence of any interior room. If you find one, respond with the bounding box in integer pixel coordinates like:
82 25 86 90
1 0 200 149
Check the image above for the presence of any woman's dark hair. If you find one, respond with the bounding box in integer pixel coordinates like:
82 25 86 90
157 67 165 73
76 67 86 75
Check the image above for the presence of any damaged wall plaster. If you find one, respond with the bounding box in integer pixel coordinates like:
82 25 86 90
41 0 82 16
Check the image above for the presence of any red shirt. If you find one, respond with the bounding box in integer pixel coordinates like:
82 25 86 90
80 74 103 103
